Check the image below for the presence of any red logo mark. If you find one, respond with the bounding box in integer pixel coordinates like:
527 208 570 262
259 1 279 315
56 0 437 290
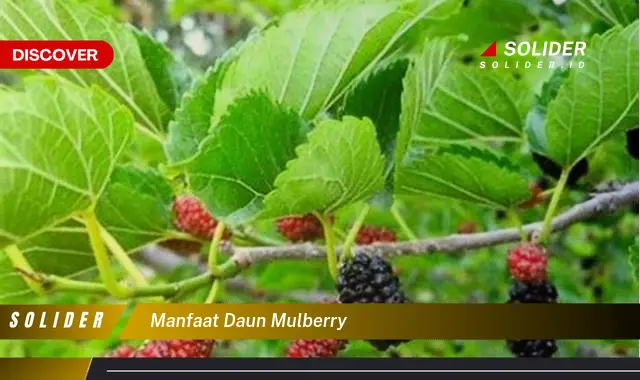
481 41 497 57
0 40 114 69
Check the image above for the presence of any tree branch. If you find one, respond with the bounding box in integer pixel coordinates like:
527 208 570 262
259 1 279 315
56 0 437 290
224 181 639 268
139 246 335 303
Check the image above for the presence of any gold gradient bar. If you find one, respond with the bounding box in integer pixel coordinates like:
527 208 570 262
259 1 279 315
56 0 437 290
0 305 125 339
0 358 91 379
120 303 640 340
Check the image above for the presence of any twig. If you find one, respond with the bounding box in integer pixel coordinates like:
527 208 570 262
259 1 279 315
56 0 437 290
139 246 334 303
224 182 639 268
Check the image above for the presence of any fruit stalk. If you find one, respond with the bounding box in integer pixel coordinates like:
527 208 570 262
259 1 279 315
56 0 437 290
539 168 571 243
341 204 370 262
208 222 227 275
314 212 338 281
390 203 418 241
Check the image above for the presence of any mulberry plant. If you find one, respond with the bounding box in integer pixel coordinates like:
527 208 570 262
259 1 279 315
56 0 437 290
0 0 637 360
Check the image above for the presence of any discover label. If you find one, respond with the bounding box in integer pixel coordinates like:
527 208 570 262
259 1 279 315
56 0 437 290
0 40 114 69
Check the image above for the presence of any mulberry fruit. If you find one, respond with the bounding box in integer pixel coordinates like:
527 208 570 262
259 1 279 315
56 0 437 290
276 214 325 242
136 340 215 358
105 344 136 358
173 195 230 240
285 339 346 358
508 280 558 304
356 226 396 245
626 128 638 159
507 339 557 358
532 152 588 187
507 243 548 283
337 252 409 351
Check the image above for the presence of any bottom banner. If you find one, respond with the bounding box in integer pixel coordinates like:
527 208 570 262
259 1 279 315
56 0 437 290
3 358 640 379
83 358 640 380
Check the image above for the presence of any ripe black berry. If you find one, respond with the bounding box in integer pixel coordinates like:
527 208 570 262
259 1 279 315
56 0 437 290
508 280 558 304
531 152 588 187
626 128 638 159
506 279 559 357
507 339 557 358
337 252 409 351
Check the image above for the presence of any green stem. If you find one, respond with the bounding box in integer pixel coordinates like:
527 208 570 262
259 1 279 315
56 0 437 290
238 0 269 27
208 222 227 275
82 210 131 299
233 227 284 246
205 279 222 304
17 260 240 298
391 203 418 241
4 245 44 294
539 169 571 243
342 204 371 261
313 212 338 281
99 226 148 287
506 208 527 242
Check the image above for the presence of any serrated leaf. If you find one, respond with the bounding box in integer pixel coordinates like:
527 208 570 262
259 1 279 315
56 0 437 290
164 36 256 165
395 145 530 209
0 78 133 248
0 0 172 134
132 28 193 111
214 0 459 121
570 0 638 27
540 21 639 167
525 67 570 154
187 92 308 226
395 37 531 170
426 0 537 49
0 165 177 302
340 59 408 178
262 116 385 217
95 165 175 249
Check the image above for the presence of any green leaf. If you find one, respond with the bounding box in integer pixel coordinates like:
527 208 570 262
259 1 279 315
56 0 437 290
164 36 256 165
395 145 530 209
540 21 639 167
187 92 308 226
339 59 408 179
570 0 638 27
426 0 537 49
0 0 172 134
262 116 385 217
630 237 638 286
96 165 175 250
525 67 570 154
214 0 459 121
0 77 133 248
395 37 531 168
0 165 177 302
131 28 193 111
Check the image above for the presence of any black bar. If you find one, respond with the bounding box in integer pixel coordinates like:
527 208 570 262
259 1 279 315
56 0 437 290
87 358 640 380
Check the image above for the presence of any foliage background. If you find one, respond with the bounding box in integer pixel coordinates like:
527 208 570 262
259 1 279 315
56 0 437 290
0 0 637 358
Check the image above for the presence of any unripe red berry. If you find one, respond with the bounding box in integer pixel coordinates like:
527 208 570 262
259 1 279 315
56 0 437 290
356 226 396 245
276 214 324 242
105 344 136 358
285 339 346 358
173 195 230 240
135 340 215 358
507 243 548 283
